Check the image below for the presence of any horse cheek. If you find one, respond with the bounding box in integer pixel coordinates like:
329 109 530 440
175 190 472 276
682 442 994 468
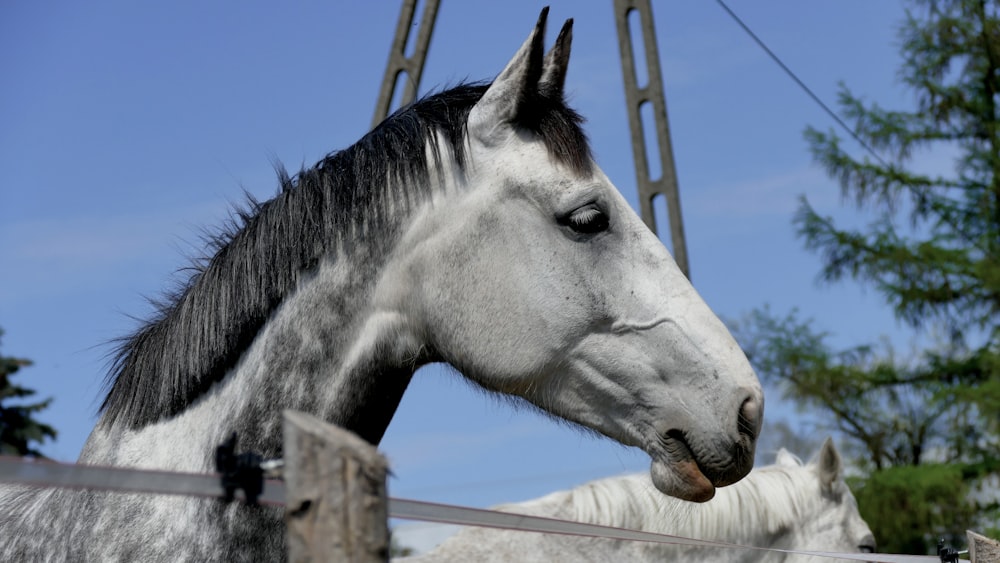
416 232 557 383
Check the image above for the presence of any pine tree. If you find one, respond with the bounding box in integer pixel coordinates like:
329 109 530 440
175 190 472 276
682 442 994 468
0 328 57 457
799 0 1000 455
739 0 1000 553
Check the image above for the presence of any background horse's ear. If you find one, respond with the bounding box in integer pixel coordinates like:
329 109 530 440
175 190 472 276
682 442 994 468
774 448 801 467
539 19 573 99
814 437 842 488
468 8 548 143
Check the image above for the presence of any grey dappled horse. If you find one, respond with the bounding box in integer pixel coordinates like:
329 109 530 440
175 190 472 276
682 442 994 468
402 438 875 563
0 9 762 561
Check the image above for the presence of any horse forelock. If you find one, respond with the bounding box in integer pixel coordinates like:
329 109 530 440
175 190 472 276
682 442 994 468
99 81 595 430
511 89 593 177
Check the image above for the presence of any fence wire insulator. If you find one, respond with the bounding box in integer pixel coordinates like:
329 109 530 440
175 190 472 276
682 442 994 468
937 538 960 563
260 458 285 480
215 432 264 505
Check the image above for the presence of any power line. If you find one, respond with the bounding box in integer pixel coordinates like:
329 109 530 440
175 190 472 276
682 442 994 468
713 0 890 168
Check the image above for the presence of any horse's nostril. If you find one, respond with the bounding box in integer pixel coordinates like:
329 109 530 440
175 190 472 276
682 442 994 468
737 394 763 439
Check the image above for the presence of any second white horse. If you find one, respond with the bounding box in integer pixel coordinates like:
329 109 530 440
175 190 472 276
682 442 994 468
402 438 875 562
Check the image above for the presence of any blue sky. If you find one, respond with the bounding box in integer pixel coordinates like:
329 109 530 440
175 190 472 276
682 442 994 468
2 0 921 534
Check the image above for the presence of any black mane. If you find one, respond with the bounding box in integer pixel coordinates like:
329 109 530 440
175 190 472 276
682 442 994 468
100 82 592 429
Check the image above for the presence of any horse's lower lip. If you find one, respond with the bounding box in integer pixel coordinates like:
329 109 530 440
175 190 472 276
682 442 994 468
648 432 716 502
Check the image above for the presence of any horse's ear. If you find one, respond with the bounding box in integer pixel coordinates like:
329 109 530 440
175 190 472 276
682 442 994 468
539 18 573 99
814 437 842 488
774 448 801 467
468 8 549 143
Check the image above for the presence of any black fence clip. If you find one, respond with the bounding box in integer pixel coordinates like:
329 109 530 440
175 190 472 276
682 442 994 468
215 432 263 506
937 538 960 563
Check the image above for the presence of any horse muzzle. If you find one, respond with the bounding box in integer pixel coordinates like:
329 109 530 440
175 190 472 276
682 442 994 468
649 388 763 502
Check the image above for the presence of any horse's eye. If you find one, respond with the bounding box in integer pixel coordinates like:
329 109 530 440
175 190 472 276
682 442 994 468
859 544 876 554
562 204 609 235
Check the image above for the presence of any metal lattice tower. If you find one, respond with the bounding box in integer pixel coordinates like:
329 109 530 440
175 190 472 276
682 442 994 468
613 0 690 279
371 0 442 129
372 1 689 279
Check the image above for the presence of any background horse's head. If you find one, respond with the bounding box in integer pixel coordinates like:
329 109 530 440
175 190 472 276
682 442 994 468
764 438 876 560
387 9 763 501
399 438 875 562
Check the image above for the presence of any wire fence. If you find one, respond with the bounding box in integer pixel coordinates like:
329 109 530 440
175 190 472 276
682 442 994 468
0 443 947 562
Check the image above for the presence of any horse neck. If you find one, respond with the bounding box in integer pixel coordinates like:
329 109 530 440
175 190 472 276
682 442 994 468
81 238 427 472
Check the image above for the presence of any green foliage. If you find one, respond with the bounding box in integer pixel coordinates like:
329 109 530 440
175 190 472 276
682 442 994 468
732 307 967 471
737 0 1000 553
852 464 979 554
796 0 1000 464
799 0 1000 339
0 328 57 457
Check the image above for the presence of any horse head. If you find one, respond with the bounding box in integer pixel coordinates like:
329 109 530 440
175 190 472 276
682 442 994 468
774 438 877 558
388 8 763 502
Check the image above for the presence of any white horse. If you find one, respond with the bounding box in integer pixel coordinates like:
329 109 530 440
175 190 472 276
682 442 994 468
0 9 763 561
402 438 875 562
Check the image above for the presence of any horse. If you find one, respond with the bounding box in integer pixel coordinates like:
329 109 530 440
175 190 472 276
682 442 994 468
0 8 763 561
400 438 876 562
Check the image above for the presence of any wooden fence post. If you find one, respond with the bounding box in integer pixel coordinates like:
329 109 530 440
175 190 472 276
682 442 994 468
283 410 390 562
968 530 1000 563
